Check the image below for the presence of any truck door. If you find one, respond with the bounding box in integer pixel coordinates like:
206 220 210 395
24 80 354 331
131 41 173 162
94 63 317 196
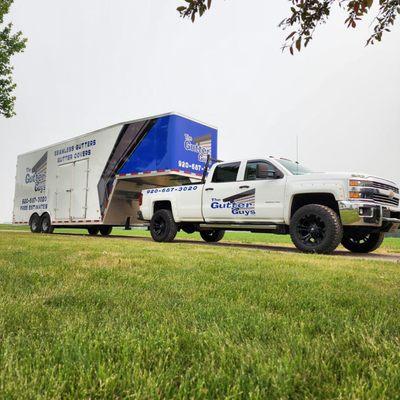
55 163 74 220
202 162 245 222
239 160 286 222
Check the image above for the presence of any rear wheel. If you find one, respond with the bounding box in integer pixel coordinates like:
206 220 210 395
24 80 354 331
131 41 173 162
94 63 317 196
88 227 100 236
40 214 54 234
290 204 343 254
150 210 178 242
100 226 113 236
29 214 41 233
341 230 385 253
200 230 225 243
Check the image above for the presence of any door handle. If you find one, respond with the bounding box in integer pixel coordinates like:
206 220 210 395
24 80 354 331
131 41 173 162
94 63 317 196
205 188 214 191
239 185 250 189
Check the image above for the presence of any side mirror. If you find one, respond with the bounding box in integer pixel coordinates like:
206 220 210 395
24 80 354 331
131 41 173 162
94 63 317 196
256 164 269 179
256 164 283 180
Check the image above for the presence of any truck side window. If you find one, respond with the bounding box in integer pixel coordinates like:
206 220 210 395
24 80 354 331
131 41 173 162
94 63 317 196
245 161 279 181
212 162 240 183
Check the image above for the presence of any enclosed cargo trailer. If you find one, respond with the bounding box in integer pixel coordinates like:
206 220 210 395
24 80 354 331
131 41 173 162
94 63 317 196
13 113 218 234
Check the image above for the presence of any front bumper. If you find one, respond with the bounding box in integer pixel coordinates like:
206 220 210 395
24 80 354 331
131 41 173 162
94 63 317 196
339 201 400 232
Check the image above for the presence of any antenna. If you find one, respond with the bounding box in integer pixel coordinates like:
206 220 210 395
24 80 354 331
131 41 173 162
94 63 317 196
296 135 299 174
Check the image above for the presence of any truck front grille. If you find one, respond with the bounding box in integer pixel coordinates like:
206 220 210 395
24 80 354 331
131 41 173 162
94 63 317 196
372 194 400 207
371 181 399 194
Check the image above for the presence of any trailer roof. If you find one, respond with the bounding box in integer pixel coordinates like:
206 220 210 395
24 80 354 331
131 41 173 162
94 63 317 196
18 112 218 157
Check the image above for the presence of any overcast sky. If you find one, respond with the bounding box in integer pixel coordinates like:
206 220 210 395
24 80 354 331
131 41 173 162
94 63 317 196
1 0 399 222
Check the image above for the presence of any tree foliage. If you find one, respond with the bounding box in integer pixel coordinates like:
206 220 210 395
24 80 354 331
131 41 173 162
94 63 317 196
0 0 26 118
177 0 399 54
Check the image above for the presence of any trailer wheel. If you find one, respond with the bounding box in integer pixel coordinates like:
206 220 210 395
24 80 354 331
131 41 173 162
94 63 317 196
150 209 178 242
88 227 100 236
341 230 384 253
40 214 54 234
29 214 41 233
100 226 113 236
200 230 225 243
290 204 343 254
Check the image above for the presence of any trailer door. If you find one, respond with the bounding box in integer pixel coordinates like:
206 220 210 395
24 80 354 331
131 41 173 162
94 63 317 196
70 159 89 220
55 163 74 220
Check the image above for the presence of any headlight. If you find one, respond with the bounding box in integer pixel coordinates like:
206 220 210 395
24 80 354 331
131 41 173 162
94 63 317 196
349 179 370 187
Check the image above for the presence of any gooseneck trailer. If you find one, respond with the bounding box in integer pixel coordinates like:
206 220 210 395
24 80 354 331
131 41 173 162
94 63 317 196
13 113 217 235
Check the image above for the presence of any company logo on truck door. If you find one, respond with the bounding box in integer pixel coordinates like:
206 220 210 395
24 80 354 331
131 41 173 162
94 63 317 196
184 133 212 162
24 152 48 193
211 189 256 216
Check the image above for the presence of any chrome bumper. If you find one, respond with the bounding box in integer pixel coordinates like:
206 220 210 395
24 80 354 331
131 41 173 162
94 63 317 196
339 201 400 232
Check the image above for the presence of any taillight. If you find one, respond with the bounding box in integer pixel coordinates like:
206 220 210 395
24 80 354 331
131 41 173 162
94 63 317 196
138 193 143 206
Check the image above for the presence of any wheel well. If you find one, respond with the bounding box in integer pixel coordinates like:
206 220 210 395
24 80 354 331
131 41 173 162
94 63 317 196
290 193 339 218
153 201 172 214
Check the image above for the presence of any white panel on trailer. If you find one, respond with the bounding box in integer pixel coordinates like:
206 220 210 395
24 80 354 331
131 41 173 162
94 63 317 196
71 159 89 220
55 163 74 220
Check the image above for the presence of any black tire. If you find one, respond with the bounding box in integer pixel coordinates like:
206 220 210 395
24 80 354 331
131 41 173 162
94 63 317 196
290 204 343 254
150 209 178 242
40 214 54 234
200 230 225 243
88 227 100 236
341 231 385 253
100 226 113 236
29 214 41 233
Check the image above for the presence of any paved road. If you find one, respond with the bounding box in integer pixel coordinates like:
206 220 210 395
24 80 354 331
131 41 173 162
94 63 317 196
2 230 400 263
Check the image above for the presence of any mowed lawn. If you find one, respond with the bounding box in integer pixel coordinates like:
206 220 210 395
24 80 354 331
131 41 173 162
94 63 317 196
0 229 400 399
2 224 400 253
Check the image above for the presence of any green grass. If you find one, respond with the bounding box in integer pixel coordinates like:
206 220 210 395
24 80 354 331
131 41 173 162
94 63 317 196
2 223 400 253
0 230 400 399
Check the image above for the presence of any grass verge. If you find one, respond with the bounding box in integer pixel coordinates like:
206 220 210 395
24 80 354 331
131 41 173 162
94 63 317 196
0 231 400 398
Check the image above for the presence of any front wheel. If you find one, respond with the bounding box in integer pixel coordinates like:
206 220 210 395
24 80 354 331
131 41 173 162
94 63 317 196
200 230 225 243
341 231 384 253
290 204 343 254
29 214 41 233
150 210 178 242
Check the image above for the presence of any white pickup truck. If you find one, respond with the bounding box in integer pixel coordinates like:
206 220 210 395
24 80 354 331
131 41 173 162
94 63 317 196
139 157 400 254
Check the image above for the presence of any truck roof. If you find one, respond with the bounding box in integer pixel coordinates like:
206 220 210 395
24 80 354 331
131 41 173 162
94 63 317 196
18 112 217 157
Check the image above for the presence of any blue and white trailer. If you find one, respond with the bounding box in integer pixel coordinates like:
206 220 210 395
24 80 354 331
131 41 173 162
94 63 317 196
12 113 218 235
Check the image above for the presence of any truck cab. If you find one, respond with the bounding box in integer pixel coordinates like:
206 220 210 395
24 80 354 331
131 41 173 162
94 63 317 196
140 156 400 254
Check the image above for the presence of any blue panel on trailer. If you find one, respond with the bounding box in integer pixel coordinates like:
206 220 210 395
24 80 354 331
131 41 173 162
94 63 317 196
118 115 217 175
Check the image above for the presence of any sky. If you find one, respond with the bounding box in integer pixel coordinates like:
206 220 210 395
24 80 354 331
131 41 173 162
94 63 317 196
0 0 399 222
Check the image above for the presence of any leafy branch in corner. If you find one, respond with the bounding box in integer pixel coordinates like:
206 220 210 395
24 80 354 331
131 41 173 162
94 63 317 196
176 0 400 54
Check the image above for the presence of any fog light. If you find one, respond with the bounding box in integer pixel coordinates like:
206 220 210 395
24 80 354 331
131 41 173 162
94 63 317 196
349 191 361 199
359 207 374 218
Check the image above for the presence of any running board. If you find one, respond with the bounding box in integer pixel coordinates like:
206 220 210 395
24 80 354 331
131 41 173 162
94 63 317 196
198 223 286 232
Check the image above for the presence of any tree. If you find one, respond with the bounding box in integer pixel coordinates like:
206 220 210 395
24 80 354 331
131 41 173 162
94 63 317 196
0 0 26 118
177 0 399 54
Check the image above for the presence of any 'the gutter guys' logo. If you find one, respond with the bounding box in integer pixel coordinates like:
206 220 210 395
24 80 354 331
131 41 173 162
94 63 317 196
184 133 212 162
25 152 48 193
211 189 256 216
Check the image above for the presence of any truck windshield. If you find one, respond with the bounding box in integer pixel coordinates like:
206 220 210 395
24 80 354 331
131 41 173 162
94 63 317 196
277 159 313 175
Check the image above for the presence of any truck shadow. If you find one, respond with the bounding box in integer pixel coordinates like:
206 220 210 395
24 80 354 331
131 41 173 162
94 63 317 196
54 233 400 263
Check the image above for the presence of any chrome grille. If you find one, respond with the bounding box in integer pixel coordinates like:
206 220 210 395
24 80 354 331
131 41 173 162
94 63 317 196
371 181 399 194
372 194 399 207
